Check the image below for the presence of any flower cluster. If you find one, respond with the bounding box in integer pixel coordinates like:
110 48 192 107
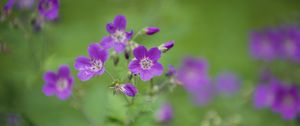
168 57 241 105
250 25 300 62
250 25 300 120
1 0 60 32
42 15 175 101
253 78 300 120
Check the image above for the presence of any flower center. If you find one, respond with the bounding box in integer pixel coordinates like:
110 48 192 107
140 57 153 70
112 30 126 43
283 95 294 107
284 40 296 56
42 1 53 11
56 79 68 91
89 58 103 72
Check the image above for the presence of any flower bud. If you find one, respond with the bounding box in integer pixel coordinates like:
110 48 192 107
118 83 138 97
143 27 160 35
159 41 174 53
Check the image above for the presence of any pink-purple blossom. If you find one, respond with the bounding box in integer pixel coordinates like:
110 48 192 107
74 43 108 81
115 83 138 97
100 15 133 53
42 65 74 100
38 0 59 20
128 46 164 81
155 103 173 123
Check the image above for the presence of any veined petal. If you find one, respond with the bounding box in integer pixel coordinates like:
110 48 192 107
128 59 141 74
133 46 147 60
150 62 163 76
147 47 161 61
43 71 57 84
100 36 114 49
140 70 153 81
88 43 108 60
106 23 116 34
58 65 70 78
78 71 94 81
113 15 126 30
74 56 91 70
113 43 126 53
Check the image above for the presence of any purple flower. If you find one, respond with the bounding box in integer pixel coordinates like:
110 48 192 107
116 83 138 97
128 46 163 81
100 15 133 53
253 80 279 109
16 0 35 9
155 103 173 123
143 27 160 35
3 0 15 13
250 29 281 62
272 84 300 120
278 26 300 62
177 57 209 92
42 65 74 100
74 43 108 81
159 41 174 53
38 0 59 21
215 72 241 96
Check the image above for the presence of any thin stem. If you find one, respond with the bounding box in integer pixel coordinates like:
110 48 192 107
122 94 131 105
105 70 115 81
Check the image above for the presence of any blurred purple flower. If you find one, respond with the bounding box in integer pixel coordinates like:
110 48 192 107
159 40 174 53
253 79 279 109
215 72 241 96
100 15 133 53
177 57 213 105
278 26 300 62
128 46 163 81
118 83 138 97
272 84 300 120
42 65 74 100
250 29 281 62
74 43 108 81
38 0 59 20
166 65 176 77
16 0 35 9
2 0 15 14
177 57 209 92
155 103 173 123
143 27 160 35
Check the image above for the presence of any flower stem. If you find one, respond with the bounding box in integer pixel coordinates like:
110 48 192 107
105 70 115 81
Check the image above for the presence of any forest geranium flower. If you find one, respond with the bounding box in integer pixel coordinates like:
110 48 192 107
272 84 300 120
100 15 133 53
159 41 174 53
278 26 300 62
115 83 138 97
143 27 160 35
38 0 59 20
128 46 163 81
74 43 108 81
177 57 209 92
253 80 279 109
155 103 173 123
215 72 241 96
250 29 281 62
42 65 74 100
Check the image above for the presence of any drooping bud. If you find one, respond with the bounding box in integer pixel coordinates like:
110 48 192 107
124 48 130 60
166 65 176 77
143 27 160 35
116 83 138 97
159 41 174 53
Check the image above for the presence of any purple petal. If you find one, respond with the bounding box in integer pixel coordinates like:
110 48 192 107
77 71 94 81
128 59 141 74
57 90 72 100
155 103 173 123
113 15 127 30
100 36 114 49
121 83 138 97
38 0 59 20
150 62 163 76
147 47 161 61
106 23 116 34
74 56 91 70
43 71 57 83
113 43 126 53
3 0 15 11
95 67 105 75
126 30 134 40
42 84 56 96
58 65 70 78
140 70 153 81
88 43 108 61
133 46 147 60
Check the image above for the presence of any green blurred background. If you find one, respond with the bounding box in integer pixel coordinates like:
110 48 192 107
1 0 300 125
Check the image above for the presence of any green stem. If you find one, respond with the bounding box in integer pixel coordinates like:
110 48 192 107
105 70 115 81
